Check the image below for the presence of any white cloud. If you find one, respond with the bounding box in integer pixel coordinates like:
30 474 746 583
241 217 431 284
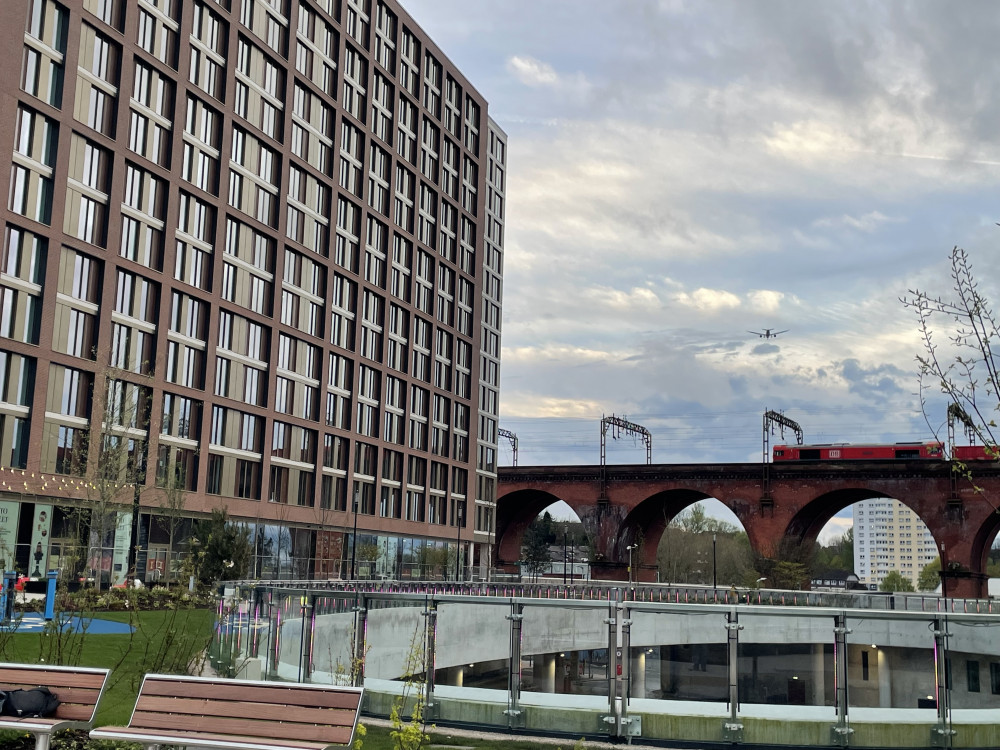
675 287 742 313
500 394 606 419
506 55 559 87
746 290 786 313
813 211 903 233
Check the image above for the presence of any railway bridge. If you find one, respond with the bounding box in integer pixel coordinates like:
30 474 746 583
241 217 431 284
495 461 1000 599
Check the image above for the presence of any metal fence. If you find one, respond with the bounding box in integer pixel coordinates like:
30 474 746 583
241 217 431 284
210 582 1000 748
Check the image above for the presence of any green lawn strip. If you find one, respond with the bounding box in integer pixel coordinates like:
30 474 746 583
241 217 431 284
3 608 217 726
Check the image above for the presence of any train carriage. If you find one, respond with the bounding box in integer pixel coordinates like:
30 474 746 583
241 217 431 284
773 441 945 461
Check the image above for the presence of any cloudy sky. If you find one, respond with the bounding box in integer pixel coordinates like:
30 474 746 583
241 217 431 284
402 1 1000 535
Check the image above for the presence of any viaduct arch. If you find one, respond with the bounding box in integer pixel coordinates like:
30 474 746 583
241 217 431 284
496 461 1000 599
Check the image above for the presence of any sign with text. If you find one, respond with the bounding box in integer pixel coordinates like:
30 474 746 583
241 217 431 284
0 501 21 572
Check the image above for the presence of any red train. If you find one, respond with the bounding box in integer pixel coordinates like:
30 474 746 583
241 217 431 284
773 442 944 461
773 442 997 461
952 445 997 461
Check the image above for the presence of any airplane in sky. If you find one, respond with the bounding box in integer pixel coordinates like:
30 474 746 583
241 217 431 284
748 328 788 339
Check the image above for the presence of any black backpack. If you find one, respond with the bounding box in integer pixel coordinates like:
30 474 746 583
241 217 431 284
0 687 61 717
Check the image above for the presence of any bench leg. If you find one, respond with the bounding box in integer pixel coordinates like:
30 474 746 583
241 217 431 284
32 734 50 750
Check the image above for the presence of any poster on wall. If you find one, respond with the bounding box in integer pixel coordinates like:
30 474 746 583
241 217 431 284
30 504 52 578
111 512 132 588
0 501 21 573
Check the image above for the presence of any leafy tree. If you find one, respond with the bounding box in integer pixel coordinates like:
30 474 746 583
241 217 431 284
674 504 739 535
537 511 556 543
753 537 816 590
879 570 915 592
521 524 551 581
190 508 252 585
657 506 754 586
769 560 810 590
814 527 855 572
918 557 942 591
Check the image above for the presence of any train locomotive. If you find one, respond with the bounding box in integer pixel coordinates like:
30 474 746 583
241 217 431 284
772 441 954 461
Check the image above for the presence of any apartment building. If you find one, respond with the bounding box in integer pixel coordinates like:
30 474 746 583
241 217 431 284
0 0 505 583
853 498 938 590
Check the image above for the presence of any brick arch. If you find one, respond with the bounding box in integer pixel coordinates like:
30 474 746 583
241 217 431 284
620 489 753 572
783 488 878 543
494 488 582 569
973 511 1000 573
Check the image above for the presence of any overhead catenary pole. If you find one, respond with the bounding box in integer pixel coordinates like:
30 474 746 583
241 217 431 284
498 428 519 466
761 409 804 512
600 414 652 500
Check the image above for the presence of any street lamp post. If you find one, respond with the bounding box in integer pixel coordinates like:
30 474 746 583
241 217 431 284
350 487 360 580
563 528 568 586
712 533 717 590
455 504 464 582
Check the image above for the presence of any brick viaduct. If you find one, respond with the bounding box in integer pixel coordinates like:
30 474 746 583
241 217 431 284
495 461 1000 599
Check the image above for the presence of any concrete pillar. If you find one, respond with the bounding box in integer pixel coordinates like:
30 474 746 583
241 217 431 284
455 666 464 688
811 644 826 706
537 653 556 693
631 650 646 699
877 648 891 708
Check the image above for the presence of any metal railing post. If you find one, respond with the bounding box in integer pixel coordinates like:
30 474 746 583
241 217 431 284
352 593 368 687
620 602 639 737
931 617 955 748
265 594 280 679
723 609 743 742
423 598 438 719
602 598 621 736
297 593 313 682
504 601 525 728
831 613 853 745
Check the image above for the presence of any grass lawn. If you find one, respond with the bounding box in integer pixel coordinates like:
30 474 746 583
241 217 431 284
1 607 217 725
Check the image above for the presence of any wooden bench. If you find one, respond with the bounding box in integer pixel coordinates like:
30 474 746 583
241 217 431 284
90 674 364 750
0 662 111 750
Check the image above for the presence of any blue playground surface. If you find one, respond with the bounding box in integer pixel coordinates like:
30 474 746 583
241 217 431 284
4 613 135 634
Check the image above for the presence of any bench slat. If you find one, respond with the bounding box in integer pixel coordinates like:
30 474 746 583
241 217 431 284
93 676 362 750
0 664 110 728
133 695 359 727
129 710 352 743
0 668 108 691
92 725 352 750
141 679 362 710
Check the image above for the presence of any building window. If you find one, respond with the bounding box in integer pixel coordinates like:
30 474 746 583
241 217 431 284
966 660 980 693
